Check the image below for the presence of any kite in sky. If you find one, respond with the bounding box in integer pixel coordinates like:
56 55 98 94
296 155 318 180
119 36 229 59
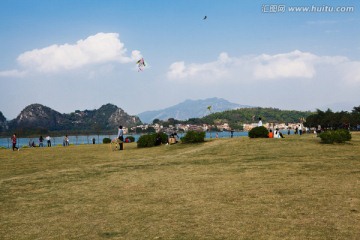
136 58 146 71
203 16 207 20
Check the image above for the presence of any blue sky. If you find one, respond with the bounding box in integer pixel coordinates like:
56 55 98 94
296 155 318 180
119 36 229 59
1 0 359 119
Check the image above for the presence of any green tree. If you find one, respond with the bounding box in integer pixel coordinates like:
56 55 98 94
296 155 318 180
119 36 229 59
152 118 161 124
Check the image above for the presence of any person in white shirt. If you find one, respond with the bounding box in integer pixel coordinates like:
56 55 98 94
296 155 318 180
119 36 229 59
274 129 280 138
46 135 51 147
258 117 263 127
299 124 303 135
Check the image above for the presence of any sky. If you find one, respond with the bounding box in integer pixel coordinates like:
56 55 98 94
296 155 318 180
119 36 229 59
0 0 360 119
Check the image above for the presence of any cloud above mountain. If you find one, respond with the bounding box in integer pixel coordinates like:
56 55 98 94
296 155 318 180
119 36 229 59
167 50 360 85
0 32 142 76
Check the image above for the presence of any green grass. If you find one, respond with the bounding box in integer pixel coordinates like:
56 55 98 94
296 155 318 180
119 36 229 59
1 133 360 239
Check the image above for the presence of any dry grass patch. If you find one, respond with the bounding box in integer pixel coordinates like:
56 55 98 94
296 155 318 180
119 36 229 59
1 133 360 239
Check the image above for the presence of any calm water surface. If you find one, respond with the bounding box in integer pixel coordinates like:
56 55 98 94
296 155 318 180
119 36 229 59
0 131 253 148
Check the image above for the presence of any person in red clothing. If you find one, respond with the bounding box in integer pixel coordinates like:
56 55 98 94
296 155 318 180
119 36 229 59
11 133 19 151
268 129 274 138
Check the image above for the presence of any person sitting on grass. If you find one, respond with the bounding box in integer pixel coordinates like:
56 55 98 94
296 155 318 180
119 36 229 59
274 129 285 138
268 129 274 138
279 132 285 138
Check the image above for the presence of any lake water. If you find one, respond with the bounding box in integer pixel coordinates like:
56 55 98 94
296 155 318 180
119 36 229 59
0 131 252 148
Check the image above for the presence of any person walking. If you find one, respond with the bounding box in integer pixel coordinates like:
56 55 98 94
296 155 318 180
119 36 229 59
11 133 19 151
117 126 124 150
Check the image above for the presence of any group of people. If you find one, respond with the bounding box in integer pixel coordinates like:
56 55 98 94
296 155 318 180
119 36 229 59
268 129 285 138
11 134 51 151
258 117 306 138
10 133 64 151
168 132 178 144
294 125 303 135
28 135 52 147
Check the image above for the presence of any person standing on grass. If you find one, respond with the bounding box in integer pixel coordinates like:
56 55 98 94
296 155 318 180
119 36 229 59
63 135 69 146
11 133 19 151
117 125 124 150
39 135 44 147
46 135 51 147
258 117 263 127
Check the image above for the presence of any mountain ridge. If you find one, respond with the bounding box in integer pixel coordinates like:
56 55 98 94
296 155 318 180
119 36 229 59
137 97 254 123
1 103 141 135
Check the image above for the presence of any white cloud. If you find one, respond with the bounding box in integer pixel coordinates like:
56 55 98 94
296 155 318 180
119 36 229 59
167 50 360 85
0 32 141 77
0 69 27 78
306 20 339 25
338 61 360 84
253 50 317 79
167 52 233 81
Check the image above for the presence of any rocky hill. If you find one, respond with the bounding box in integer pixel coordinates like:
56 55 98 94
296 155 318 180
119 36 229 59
0 111 8 132
138 97 253 123
3 103 141 135
8 104 66 130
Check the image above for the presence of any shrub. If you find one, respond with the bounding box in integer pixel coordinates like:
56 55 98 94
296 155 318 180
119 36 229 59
103 138 111 144
319 129 351 144
248 126 269 138
137 133 168 148
137 134 155 148
181 131 206 143
158 132 169 144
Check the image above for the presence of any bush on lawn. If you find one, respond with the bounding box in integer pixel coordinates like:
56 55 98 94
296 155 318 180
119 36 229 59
248 126 269 138
319 129 351 144
181 131 206 143
137 132 168 148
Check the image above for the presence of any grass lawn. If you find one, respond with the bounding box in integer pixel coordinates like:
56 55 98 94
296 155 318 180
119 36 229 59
1 133 360 239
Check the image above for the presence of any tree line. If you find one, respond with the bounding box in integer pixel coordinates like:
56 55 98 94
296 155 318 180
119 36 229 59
305 106 360 130
153 107 313 131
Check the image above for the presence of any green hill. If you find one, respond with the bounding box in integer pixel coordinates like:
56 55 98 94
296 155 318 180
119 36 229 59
189 107 313 129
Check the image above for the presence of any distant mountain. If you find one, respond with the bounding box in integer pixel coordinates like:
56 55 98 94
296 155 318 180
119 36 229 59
8 104 66 131
138 97 254 123
3 103 141 135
